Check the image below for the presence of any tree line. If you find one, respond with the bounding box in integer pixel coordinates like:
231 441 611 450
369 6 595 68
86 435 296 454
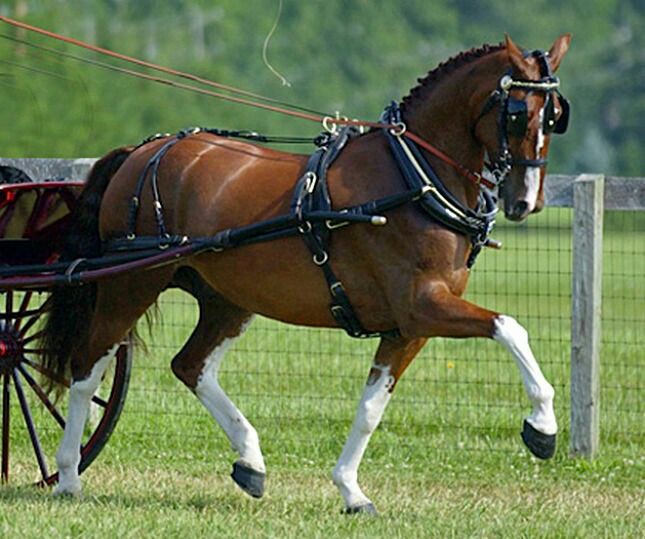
0 0 642 176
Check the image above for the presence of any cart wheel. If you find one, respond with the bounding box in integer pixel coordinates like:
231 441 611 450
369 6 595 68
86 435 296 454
0 290 132 486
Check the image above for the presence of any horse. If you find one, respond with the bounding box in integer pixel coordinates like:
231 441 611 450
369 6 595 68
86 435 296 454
41 34 571 514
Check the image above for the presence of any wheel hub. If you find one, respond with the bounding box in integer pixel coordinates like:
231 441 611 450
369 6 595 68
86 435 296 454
0 321 22 375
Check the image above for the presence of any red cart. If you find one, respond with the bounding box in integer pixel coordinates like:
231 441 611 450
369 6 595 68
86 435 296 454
0 166 132 486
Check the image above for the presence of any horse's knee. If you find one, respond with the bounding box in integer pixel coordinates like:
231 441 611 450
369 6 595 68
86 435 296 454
356 399 384 435
493 315 528 347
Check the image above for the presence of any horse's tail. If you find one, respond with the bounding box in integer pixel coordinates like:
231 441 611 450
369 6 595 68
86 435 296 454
41 147 133 390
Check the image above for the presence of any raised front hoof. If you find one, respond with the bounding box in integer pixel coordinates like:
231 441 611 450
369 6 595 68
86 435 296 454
343 503 378 516
521 419 556 460
231 461 265 498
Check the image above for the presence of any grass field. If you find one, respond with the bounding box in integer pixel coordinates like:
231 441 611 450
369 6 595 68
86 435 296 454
1 208 643 537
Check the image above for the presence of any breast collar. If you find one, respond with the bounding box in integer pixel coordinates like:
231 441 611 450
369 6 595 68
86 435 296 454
383 102 498 268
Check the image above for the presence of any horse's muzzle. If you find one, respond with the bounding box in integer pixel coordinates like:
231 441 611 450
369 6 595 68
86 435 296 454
505 200 531 222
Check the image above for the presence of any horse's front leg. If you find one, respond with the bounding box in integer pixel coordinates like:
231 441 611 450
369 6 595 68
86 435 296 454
332 336 427 515
402 282 557 458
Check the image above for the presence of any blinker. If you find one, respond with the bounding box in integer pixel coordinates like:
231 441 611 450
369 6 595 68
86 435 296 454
553 92 570 134
505 98 528 137
506 92 569 138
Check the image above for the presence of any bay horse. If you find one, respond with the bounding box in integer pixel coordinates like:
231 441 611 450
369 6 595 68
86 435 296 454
42 34 570 513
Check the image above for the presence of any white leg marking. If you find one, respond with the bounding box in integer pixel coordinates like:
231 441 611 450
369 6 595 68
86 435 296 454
332 365 395 509
493 315 557 435
195 321 264 473
54 345 118 496
522 108 546 213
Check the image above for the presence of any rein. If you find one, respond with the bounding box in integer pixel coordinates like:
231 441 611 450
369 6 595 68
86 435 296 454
0 15 488 192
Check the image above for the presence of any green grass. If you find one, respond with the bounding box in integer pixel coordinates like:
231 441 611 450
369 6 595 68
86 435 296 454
2 208 643 537
1 453 643 538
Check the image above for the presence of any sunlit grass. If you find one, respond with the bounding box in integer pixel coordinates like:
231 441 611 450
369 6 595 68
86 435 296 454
2 209 643 536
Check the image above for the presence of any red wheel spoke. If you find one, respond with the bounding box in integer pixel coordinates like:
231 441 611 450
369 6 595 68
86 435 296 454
91 394 108 408
23 348 46 354
18 296 51 337
18 365 66 429
13 291 34 331
2 375 11 483
12 370 50 481
18 314 41 338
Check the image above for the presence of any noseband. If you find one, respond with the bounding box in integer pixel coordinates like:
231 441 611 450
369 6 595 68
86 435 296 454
476 50 570 186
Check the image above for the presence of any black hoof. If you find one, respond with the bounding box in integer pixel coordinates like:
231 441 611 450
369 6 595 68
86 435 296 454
521 419 556 459
231 462 265 498
343 503 378 516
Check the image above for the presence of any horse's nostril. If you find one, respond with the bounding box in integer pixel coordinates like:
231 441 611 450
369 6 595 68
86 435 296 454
513 201 528 215
506 201 530 221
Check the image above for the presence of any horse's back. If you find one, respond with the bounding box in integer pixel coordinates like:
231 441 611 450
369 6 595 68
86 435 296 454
97 134 344 326
100 133 307 240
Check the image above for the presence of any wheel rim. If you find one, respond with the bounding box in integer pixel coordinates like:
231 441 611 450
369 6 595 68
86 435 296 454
0 290 132 485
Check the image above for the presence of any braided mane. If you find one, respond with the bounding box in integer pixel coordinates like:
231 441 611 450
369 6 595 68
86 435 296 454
401 43 504 111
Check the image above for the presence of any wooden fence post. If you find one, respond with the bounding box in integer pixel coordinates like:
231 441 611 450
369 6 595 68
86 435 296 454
570 174 604 457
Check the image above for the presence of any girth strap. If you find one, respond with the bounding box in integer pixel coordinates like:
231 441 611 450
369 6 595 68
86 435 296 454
291 127 400 339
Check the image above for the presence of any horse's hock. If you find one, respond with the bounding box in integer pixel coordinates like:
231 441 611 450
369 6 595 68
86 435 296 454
1 158 643 473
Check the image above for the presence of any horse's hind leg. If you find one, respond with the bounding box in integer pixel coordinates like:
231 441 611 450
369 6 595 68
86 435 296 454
170 268 264 497
55 270 173 496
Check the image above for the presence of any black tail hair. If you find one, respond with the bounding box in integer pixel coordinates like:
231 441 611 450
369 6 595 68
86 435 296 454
40 147 133 391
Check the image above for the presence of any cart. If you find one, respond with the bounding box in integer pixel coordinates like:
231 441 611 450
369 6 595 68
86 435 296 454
0 165 132 485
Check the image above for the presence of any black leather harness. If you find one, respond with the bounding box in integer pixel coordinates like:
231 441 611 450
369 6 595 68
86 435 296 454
109 114 499 339
383 103 498 268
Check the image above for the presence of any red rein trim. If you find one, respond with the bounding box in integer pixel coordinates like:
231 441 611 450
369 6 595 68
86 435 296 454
0 16 488 190
403 132 495 189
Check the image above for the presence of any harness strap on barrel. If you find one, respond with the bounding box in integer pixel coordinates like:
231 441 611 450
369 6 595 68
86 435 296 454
290 127 400 339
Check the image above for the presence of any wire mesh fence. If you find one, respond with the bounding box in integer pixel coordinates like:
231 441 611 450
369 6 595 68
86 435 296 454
115 205 642 463
2 163 642 483
600 211 644 451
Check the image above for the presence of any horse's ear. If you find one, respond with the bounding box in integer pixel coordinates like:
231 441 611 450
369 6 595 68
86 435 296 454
547 33 572 72
504 34 526 74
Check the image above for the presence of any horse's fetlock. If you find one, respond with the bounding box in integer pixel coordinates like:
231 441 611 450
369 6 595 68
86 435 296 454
56 449 79 472
528 382 554 405
332 465 356 488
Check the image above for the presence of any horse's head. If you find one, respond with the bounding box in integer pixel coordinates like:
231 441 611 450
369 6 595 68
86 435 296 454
476 34 571 222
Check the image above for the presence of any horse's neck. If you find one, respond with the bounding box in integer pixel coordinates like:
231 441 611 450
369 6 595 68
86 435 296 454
401 53 504 207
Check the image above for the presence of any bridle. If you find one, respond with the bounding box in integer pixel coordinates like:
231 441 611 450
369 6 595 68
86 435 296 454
474 50 570 187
